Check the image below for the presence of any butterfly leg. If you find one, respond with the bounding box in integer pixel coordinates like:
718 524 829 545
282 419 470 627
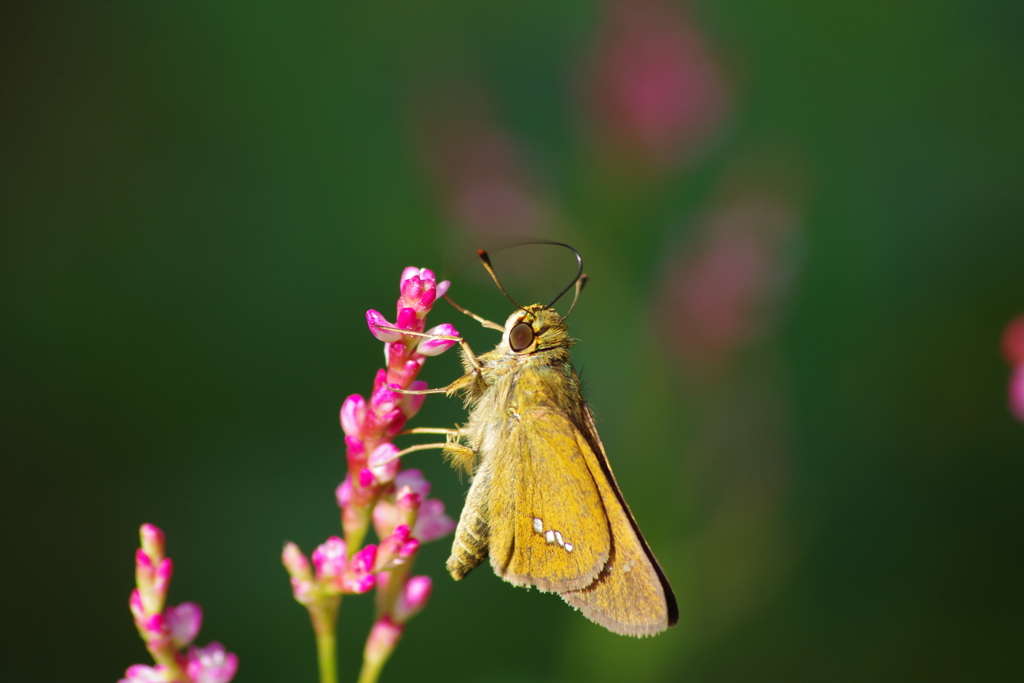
398 427 476 474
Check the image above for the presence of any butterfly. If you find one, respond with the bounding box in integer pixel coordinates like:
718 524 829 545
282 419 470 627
399 246 677 636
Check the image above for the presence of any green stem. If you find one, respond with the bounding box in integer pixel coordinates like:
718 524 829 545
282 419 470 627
316 627 337 683
356 653 388 683
309 595 341 683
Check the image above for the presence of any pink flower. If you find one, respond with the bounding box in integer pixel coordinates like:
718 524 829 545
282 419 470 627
311 537 348 582
139 524 166 562
400 268 451 315
335 477 352 509
413 498 457 543
366 310 403 343
310 536 378 594
398 381 428 419
394 576 432 623
394 469 432 499
374 524 420 571
368 443 401 484
340 395 368 438
186 642 238 683
363 616 404 665
417 323 460 356
165 602 203 649
340 545 378 594
282 542 316 605
119 664 171 683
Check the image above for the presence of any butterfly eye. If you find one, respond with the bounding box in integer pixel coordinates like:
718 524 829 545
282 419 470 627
509 322 535 352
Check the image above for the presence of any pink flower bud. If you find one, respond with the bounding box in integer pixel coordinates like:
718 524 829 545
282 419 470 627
345 436 367 471
418 286 436 311
357 467 376 489
290 576 316 605
349 544 377 575
139 524 165 563
372 498 398 539
340 544 378 594
363 616 404 665
400 266 423 286
366 310 402 343
311 536 347 581
340 395 368 438
374 525 418 571
417 323 460 356
394 575 433 623
368 443 401 484
119 664 171 683
400 276 424 309
436 279 451 298
281 542 313 581
165 602 203 649
335 477 352 510
135 548 155 585
399 381 428 418
396 486 421 513
186 642 238 683
140 613 171 648
381 410 408 439
129 589 147 622
413 498 457 543
369 382 400 417
395 307 420 332
394 469 431 498
154 558 173 595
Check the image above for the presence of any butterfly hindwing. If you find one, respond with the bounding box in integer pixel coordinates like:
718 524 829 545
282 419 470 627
559 407 679 636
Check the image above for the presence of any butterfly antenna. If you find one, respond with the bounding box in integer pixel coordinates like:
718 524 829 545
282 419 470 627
563 274 588 319
544 242 584 309
478 250 526 311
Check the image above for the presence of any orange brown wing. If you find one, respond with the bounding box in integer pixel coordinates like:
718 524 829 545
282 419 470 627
486 406 611 593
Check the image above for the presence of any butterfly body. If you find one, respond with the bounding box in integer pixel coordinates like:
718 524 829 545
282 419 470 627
444 304 678 636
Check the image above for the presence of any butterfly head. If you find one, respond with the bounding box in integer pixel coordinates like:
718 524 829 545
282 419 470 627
502 304 573 355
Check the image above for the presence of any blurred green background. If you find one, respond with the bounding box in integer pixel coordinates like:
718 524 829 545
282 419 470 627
3 1 1023 681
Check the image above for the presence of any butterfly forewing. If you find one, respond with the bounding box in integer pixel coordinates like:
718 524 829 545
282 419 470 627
487 406 610 593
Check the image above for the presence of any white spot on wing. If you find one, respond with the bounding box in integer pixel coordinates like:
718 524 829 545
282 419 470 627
545 530 555 544
564 543 573 552
532 518 543 534
554 531 564 547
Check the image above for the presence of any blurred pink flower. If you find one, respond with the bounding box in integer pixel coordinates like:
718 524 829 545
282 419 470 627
123 524 236 683
119 664 171 683
185 642 238 683
583 0 728 169
1002 315 1024 422
414 84 555 242
165 602 202 649
657 191 799 373
394 575 433 623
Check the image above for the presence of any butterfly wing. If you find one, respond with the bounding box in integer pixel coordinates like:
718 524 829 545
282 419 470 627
559 407 679 636
484 405 612 593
